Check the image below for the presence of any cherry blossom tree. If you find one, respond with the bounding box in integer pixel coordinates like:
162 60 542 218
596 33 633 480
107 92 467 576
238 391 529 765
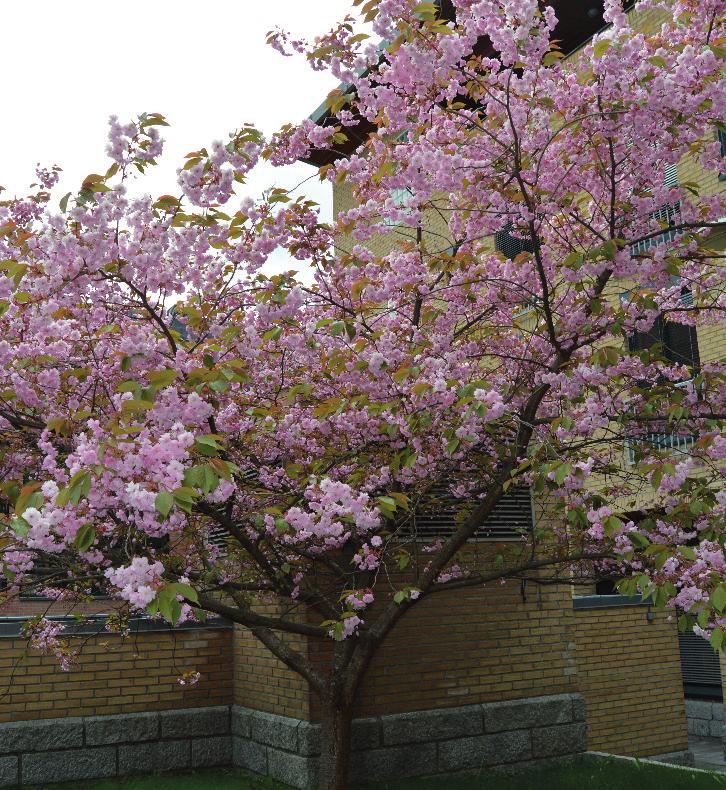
1 1 725 786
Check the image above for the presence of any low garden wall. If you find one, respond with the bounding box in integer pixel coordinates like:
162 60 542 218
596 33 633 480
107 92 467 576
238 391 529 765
233 693 587 789
0 616 233 723
0 706 231 787
685 699 724 739
0 694 586 788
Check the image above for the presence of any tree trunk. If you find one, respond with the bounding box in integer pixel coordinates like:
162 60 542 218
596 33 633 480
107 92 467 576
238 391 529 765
317 697 354 790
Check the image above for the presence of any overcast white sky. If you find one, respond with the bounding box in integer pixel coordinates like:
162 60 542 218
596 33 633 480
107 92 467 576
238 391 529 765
0 1 353 251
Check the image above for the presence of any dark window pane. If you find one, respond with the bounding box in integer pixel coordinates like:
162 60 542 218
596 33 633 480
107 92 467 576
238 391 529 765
495 225 535 260
628 314 699 369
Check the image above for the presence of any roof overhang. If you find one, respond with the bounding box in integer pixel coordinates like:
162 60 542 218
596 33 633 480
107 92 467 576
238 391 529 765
299 0 628 167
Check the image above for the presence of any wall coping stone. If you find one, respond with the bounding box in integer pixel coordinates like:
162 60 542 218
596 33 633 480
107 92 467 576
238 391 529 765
573 594 650 610
0 614 231 638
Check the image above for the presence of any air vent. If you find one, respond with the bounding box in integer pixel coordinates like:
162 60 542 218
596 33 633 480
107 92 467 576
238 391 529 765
679 632 723 699
409 485 533 541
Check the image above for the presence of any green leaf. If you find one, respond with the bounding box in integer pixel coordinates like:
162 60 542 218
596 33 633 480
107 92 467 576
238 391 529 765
711 585 726 613
604 516 623 537
169 582 199 605
10 516 30 538
275 518 290 535
710 628 724 652
413 2 437 20
59 192 72 213
554 463 571 485
262 326 283 342
194 435 223 457
74 523 96 552
629 532 650 549
15 486 43 516
446 437 460 455
122 398 154 412
147 369 178 387
116 380 140 394
593 39 611 59
155 491 174 519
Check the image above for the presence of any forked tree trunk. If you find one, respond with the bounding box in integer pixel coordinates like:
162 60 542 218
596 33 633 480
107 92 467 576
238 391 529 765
317 696 354 790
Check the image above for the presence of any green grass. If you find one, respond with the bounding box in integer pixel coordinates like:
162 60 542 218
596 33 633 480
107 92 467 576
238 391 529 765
30 759 726 790
361 759 726 790
30 768 287 790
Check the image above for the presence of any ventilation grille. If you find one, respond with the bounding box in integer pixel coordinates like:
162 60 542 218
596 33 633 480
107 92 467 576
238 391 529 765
679 632 722 696
409 485 533 541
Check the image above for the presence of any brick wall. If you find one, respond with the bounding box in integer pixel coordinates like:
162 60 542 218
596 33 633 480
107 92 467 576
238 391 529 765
0 623 233 723
230 577 577 722
573 603 688 756
233 622 309 720
347 579 577 719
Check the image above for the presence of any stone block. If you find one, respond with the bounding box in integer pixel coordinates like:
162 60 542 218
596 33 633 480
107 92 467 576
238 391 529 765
350 742 438 783
685 699 714 721
250 710 300 752
382 705 482 746
0 717 83 754
650 750 695 766
713 704 725 722
531 723 587 758
438 730 531 773
22 747 116 784
191 735 232 767
0 756 17 788
484 695 573 733
572 696 587 723
688 718 713 738
297 721 321 756
352 717 381 751
85 711 159 745
267 746 319 790
710 720 724 738
231 705 252 738
160 706 229 739
233 736 267 774
118 739 191 775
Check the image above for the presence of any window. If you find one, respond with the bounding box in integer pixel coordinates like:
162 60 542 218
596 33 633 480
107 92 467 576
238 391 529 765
383 187 414 226
627 313 700 368
630 163 682 254
495 224 535 260
625 431 697 465
408 484 534 541
718 127 726 181
624 373 698 464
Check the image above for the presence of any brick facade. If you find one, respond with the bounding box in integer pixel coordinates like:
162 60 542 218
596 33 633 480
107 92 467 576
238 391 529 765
573 603 688 756
0 623 232 723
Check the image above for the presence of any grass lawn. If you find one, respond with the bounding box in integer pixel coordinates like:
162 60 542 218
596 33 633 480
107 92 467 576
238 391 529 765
361 759 726 789
30 759 726 790
29 768 286 790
